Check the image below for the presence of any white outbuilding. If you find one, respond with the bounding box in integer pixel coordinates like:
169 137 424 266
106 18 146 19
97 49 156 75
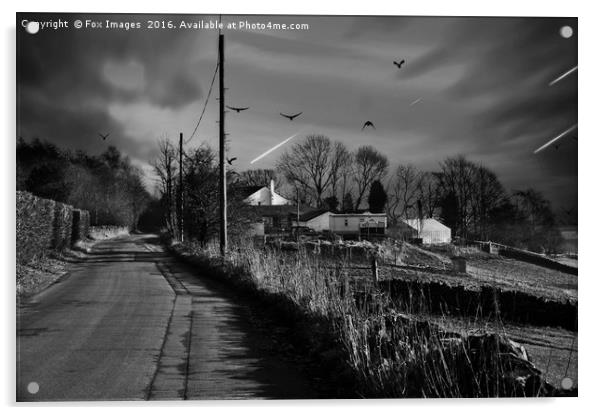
401 218 451 244
243 180 291 206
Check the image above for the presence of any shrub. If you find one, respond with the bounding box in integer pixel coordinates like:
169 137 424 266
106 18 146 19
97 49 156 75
52 202 73 250
16 191 55 264
16 191 91 264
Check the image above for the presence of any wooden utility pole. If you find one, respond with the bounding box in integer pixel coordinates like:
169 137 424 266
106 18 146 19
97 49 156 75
179 132 184 242
219 33 227 255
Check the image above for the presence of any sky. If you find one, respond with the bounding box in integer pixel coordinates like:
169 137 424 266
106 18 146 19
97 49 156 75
16 13 577 213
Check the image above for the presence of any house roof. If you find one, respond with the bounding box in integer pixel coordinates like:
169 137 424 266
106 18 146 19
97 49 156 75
237 185 265 197
295 209 331 222
403 218 450 232
334 212 387 217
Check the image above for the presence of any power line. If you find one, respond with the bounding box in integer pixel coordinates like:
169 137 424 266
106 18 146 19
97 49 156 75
185 59 219 145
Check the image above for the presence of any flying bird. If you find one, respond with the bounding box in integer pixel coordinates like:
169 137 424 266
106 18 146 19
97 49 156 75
393 59 405 68
362 121 375 130
98 133 110 141
227 157 237 165
226 106 249 113
280 112 303 121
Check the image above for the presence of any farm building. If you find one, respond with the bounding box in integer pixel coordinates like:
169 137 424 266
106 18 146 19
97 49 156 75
242 180 291 206
330 212 387 237
250 205 301 234
399 218 451 244
291 209 332 232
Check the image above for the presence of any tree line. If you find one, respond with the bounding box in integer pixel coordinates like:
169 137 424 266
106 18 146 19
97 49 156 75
152 133 564 253
17 138 150 229
275 135 563 253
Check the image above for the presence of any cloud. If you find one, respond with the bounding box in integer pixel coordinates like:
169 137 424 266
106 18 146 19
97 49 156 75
16 13 578 210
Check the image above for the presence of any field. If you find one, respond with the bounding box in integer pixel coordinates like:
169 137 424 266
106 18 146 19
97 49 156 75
177 238 578 397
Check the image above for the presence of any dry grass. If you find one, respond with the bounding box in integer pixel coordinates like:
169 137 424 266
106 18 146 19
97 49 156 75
181 237 562 397
466 258 577 302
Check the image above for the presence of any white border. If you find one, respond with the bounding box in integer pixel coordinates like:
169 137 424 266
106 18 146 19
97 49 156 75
2 1 598 414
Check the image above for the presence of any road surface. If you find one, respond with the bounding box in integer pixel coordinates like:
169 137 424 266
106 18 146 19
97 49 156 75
17 234 320 401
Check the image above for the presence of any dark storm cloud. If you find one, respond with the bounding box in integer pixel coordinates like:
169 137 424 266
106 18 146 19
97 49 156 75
16 14 577 210
17 13 213 156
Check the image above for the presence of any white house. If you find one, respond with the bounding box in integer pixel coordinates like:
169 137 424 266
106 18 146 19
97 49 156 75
291 209 332 232
243 180 291 206
330 212 387 237
401 218 451 244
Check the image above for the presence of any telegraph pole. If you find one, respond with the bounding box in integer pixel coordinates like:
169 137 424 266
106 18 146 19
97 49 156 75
179 132 184 242
219 33 227 255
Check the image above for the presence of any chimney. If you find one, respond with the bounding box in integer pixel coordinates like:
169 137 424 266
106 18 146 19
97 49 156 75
270 179 275 205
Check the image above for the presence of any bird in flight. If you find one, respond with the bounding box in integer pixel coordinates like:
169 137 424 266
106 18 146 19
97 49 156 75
362 121 375 130
226 106 249 113
227 157 237 165
280 112 303 121
98 133 110 140
394 59 405 69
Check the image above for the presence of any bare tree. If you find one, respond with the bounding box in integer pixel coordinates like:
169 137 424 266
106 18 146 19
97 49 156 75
352 145 389 210
122 165 150 230
330 141 352 209
418 172 442 219
386 164 424 225
471 165 506 239
151 139 177 233
237 169 281 188
277 134 334 207
438 156 477 238
438 156 507 239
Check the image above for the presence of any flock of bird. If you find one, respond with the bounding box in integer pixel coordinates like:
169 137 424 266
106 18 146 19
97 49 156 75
95 55 575 157
224 59 408 132
96 60 408 143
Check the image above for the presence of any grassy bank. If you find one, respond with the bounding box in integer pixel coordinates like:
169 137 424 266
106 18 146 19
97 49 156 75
167 237 574 398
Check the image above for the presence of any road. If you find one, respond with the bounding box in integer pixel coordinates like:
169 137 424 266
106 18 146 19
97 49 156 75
17 234 320 401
